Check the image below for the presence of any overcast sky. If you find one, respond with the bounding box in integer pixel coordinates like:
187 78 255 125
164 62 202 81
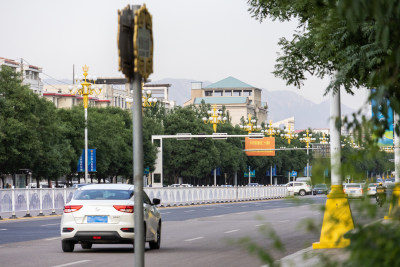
0 0 369 110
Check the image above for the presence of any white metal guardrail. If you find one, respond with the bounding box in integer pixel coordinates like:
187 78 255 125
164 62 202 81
0 186 288 219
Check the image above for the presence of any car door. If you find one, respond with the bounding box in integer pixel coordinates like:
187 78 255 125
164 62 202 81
143 192 157 240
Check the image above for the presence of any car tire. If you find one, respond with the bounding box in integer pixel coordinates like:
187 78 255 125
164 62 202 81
62 240 75 252
299 190 306 196
149 222 161 250
81 242 92 249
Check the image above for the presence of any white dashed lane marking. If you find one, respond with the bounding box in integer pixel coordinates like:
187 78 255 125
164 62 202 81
184 237 204 242
224 229 239 234
52 260 92 267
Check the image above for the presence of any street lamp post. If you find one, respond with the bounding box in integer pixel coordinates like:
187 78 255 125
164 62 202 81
299 129 316 178
261 120 280 185
69 65 101 183
280 124 298 144
202 104 227 132
240 113 261 134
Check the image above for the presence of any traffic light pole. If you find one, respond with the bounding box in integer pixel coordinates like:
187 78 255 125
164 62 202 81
132 74 145 266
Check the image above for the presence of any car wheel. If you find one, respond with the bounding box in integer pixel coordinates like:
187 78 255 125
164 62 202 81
62 240 75 252
81 242 92 249
299 190 306 196
149 222 161 250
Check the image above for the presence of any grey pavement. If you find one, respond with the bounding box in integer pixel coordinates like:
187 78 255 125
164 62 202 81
274 246 348 267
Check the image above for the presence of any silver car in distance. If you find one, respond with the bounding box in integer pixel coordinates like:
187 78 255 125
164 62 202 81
60 184 161 252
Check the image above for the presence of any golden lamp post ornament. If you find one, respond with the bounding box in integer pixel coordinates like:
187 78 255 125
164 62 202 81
69 65 102 108
320 133 329 144
240 113 261 134
142 89 157 107
299 129 316 148
261 120 280 137
202 104 227 132
280 124 298 144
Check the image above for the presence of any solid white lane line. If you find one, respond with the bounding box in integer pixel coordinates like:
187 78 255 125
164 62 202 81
46 237 61 241
224 229 239 234
212 215 224 218
52 260 91 267
184 237 204 242
41 223 59 226
236 212 247 215
278 220 289 223
241 206 248 207
255 224 265 227
160 212 171 215
184 210 195 213
0 229 7 231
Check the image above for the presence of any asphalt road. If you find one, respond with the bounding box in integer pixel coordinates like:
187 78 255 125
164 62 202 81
0 196 338 267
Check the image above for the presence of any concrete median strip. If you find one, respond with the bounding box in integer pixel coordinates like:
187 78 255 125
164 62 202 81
52 260 91 267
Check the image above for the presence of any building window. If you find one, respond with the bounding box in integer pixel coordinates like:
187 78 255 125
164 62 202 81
243 90 252 96
205 91 212 96
233 90 241 96
224 90 232 96
214 90 223 96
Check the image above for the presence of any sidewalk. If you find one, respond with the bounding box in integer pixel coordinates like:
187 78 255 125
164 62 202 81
275 247 349 267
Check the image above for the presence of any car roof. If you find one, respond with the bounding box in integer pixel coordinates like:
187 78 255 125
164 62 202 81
78 184 134 190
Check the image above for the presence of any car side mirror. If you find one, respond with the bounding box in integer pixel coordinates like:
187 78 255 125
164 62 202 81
152 198 161 205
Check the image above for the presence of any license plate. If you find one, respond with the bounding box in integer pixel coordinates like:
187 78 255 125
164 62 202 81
87 216 108 223
350 190 356 193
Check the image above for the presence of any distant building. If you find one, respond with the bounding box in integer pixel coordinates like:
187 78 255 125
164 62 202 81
184 76 267 126
0 57 43 95
43 77 175 110
272 117 295 131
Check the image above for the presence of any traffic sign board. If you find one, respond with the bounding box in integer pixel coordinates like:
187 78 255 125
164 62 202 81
291 171 297 177
133 4 153 79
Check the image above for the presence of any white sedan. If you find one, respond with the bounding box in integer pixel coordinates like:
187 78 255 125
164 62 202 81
60 184 161 252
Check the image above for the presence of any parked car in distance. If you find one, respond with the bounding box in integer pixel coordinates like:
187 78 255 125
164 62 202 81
285 182 311 196
60 184 162 252
312 184 329 195
248 183 260 186
367 183 378 197
343 183 363 198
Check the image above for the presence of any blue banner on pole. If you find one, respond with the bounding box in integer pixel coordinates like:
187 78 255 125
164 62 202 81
304 166 312 176
211 167 221 176
77 149 96 172
266 165 277 176
244 169 255 177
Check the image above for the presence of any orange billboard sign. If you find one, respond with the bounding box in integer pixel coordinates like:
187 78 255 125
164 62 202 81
245 137 275 156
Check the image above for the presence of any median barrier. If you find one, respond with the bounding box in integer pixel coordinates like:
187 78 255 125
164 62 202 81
0 186 288 217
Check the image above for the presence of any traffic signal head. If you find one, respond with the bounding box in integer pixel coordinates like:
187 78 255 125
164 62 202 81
117 5 134 81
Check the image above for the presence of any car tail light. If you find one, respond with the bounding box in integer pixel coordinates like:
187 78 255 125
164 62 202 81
121 228 134 232
93 236 101 239
113 205 134 213
360 189 363 194
64 205 83 213
368 188 371 191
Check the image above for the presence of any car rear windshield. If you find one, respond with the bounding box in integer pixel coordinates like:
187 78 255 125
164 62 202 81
346 184 361 188
73 189 133 200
